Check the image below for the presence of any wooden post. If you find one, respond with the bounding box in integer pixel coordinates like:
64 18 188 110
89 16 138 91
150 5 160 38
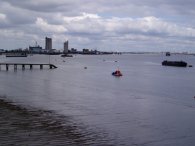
14 64 17 70
30 64 33 70
22 64 25 70
40 64 43 69
6 64 9 71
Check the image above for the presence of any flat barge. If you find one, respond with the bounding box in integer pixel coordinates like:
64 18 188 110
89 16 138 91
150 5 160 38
162 60 187 67
6 52 27 57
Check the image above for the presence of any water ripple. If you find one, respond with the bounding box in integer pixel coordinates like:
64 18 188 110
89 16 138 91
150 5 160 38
0 97 112 146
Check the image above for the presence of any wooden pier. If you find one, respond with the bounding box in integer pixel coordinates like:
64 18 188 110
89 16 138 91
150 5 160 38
0 63 57 71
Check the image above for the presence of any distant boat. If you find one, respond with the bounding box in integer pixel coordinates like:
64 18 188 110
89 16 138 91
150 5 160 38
162 60 187 67
61 54 73 57
166 52 171 56
189 65 193 67
6 52 27 57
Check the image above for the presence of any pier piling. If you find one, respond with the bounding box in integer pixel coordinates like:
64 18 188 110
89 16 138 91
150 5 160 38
6 64 9 71
14 64 17 70
30 64 33 70
22 64 25 70
0 63 57 71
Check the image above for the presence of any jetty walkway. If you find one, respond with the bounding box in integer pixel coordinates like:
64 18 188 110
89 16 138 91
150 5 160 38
0 63 57 71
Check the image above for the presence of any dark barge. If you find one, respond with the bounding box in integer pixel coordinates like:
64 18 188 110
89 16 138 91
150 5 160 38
162 60 187 67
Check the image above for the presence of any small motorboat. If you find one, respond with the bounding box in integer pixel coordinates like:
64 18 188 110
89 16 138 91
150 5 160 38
112 70 122 77
189 65 193 67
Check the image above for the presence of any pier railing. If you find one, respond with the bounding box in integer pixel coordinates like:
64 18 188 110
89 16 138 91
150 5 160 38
0 63 57 71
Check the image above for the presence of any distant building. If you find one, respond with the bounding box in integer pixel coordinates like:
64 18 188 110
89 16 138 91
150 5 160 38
64 40 68 54
0 49 5 55
70 48 77 54
82 49 98 55
83 49 89 54
0 49 5 53
29 41 42 53
29 45 42 53
45 37 52 50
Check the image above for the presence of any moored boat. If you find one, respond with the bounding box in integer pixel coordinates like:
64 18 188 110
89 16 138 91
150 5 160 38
6 52 27 57
61 54 73 57
162 60 187 67
166 52 171 56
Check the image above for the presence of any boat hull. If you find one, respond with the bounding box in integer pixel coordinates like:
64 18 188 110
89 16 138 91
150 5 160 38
6 53 27 57
162 60 187 67
112 72 122 77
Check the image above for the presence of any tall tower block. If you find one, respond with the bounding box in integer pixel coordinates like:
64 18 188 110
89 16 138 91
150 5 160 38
45 37 52 50
64 40 69 54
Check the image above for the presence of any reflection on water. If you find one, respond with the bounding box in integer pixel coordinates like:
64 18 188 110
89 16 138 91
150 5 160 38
0 97 112 146
1 54 195 145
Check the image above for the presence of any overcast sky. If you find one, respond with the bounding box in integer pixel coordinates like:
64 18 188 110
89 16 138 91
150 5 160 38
0 0 195 52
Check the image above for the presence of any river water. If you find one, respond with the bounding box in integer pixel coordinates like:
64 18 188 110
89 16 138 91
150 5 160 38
0 54 195 146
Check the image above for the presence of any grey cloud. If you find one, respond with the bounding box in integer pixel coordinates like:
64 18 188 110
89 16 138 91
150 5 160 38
0 0 195 52
2 0 195 16
1 0 79 14
0 2 36 26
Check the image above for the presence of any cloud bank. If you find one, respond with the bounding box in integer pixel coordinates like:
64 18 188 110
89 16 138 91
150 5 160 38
0 0 195 52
